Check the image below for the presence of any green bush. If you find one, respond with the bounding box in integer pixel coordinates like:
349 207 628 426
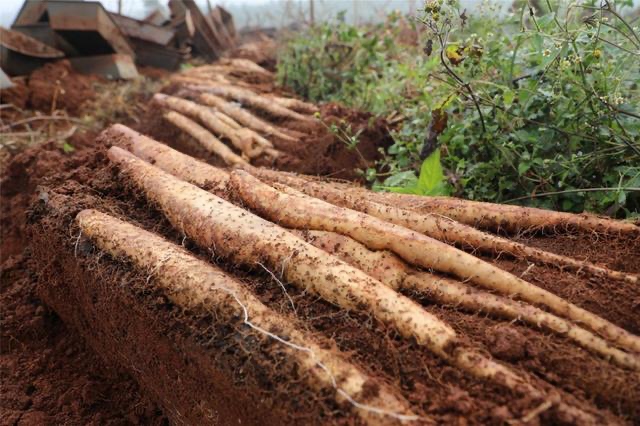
277 1 640 217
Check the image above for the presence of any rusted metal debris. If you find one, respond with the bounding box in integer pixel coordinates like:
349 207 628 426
45 1 135 57
5 0 237 78
111 14 175 46
69 54 138 80
0 26 65 76
111 13 182 71
0 27 64 58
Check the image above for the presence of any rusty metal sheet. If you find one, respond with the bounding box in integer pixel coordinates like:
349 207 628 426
12 24 80 56
143 9 167 27
0 46 50 77
179 0 223 60
213 5 236 42
130 39 182 71
46 1 135 57
0 26 64 58
12 0 84 26
111 14 175 46
12 1 49 26
69 53 138 80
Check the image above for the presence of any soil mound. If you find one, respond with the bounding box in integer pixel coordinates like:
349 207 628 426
27 60 99 114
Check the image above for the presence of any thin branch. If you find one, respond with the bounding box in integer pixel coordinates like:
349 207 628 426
1 115 84 131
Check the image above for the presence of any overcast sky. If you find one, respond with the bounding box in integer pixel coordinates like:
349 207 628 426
2 0 456 28
2 0 639 29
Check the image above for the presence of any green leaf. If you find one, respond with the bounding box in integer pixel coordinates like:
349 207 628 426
503 89 515 109
518 162 531 175
382 170 417 188
417 150 444 193
62 142 75 153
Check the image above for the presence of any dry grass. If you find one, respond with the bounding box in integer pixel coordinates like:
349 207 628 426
0 75 165 171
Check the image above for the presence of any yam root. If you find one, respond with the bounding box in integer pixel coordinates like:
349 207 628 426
199 93 298 142
105 124 229 194
76 209 418 425
107 146 458 355
154 93 272 159
249 171 638 284
102 134 640 356
365 193 640 236
249 169 640 235
162 111 248 166
172 80 312 122
219 58 275 77
230 170 640 355
212 110 278 152
107 147 601 424
266 94 319 114
298 230 640 371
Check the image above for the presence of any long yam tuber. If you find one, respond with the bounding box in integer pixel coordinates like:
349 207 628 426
249 171 637 284
107 146 600 423
76 209 418 425
230 170 640 355
298 230 640 371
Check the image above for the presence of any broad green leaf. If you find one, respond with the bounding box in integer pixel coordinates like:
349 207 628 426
417 149 445 193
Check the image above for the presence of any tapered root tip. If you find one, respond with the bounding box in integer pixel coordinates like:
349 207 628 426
108 146 138 164
76 208 100 224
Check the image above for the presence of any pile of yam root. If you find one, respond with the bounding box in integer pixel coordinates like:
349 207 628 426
156 58 318 164
37 119 638 425
30 59 640 425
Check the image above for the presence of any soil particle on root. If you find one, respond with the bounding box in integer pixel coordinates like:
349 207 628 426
24 151 638 425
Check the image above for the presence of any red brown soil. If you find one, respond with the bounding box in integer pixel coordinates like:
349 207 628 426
1 254 166 426
137 96 392 181
8 141 638 424
1 77 30 111
1 143 167 425
28 60 100 115
2 60 639 424
262 102 392 181
0 60 101 115
137 66 171 81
